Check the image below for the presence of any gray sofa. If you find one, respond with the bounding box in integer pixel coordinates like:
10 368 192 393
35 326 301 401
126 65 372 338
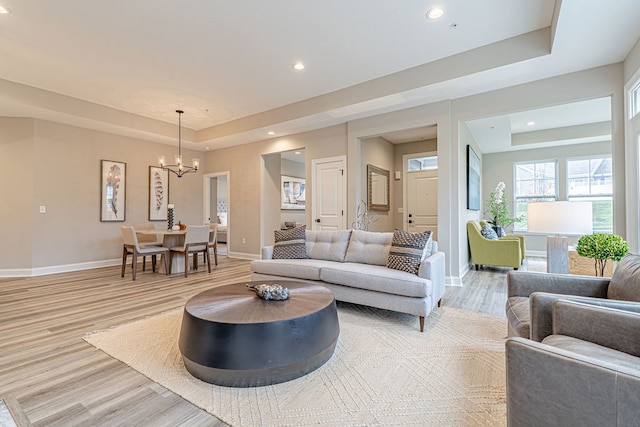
250 229 446 332
506 253 640 340
506 299 640 426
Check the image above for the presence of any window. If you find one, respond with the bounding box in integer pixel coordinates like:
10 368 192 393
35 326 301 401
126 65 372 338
408 156 437 171
568 156 613 233
514 161 557 231
631 80 640 119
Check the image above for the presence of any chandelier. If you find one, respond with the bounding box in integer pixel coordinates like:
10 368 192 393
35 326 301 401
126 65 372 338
158 110 199 178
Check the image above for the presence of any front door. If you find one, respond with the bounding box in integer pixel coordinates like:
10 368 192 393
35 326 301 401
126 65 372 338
406 169 438 240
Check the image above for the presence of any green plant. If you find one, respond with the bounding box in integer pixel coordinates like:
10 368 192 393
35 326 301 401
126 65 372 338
576 233 629 276
485 182 522 229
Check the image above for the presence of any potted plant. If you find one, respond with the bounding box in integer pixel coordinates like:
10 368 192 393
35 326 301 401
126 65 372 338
484 182 521 236
576 233 629 276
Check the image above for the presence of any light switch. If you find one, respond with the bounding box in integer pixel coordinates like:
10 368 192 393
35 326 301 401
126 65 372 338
39 206 46 213
398 207 404 213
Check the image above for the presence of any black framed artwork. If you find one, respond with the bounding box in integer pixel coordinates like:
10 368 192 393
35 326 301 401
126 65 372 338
466 145 480 211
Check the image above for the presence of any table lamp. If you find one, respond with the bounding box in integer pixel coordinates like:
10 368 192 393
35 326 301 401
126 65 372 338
527 201 593 274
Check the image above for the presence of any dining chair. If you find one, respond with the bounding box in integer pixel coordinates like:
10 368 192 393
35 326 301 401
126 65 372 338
169 225 211 277
121 226 170 280
135 223 162 271
207 223 218 266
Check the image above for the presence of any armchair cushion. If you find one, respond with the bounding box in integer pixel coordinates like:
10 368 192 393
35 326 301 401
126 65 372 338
481 225 499 240
607 253 640 301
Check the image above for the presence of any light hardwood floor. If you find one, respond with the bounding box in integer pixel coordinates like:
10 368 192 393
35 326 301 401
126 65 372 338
0 256 535 426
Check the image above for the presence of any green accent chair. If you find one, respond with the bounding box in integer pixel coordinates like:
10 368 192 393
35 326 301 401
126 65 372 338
467 220 524 270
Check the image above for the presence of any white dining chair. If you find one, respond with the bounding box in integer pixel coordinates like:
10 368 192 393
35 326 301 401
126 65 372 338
121 226 170 280
135 223 162 271
169 225 211 277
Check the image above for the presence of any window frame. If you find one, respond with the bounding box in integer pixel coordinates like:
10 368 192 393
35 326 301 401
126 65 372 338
566 154 613 234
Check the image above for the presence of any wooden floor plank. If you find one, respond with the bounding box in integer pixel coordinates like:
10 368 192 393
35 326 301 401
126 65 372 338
1 254 531 426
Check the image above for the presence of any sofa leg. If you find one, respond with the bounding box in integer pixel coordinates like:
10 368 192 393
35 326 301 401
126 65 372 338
437 299 441 308
475 264 479 271
419 316 425 332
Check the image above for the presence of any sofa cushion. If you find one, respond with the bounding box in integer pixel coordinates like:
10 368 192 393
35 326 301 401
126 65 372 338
344 230 393 266
607 253 640 302
250 258 336 281
320 262 431 298
273 225 307 259
306 230 352 262
387 229 431 275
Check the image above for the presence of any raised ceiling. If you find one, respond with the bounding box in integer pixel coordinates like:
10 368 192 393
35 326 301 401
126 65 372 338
0 0 639 151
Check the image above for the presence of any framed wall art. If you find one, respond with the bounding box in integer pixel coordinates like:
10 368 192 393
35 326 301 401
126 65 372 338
100 159 126 222
281 175 306 210
149 166 169 221
466 145 481 211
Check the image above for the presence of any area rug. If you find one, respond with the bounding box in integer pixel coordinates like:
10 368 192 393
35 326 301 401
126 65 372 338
84 304 507 426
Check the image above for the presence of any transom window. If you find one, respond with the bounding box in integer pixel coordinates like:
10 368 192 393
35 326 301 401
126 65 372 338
567 156 613 233
408 156 437 171
514 161 557 231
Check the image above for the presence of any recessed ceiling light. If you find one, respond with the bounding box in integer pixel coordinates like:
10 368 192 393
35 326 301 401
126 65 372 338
0 4 12 14
527 121 536 126
294 151 301 155
426 7 445 20
292 62 305 71
268 131 275 136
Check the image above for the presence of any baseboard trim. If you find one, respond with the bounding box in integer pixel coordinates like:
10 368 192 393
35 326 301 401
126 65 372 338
525 250 546 258
0 259 121 278
446 276 462 286
227 251 260 260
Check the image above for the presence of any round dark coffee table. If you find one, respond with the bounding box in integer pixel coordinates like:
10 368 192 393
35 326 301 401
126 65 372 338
178 280 339 387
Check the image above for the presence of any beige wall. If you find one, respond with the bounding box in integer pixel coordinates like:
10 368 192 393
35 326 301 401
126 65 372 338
1 118 204 272
0 118 35 271
203 124 346 256
360 137 394 231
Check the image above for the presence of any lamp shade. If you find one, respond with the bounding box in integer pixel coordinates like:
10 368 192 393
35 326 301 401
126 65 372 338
527 201 593 235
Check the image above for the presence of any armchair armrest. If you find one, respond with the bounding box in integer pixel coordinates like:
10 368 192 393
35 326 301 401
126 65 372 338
507 271 610 298
261 245 274 259
530 292 640 342
552 300 640 357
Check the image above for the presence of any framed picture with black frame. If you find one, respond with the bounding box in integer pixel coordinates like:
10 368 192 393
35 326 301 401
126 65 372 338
466 145 480 211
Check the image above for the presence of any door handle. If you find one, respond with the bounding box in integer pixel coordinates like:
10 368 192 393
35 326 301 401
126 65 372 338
315 219 321 223
408 220 414 224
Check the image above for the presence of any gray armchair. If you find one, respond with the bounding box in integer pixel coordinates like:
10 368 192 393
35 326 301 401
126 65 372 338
506 253 640 339
506 300 640 426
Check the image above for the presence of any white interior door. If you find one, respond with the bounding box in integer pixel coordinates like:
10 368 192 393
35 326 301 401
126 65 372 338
406 169 438 240
312 156 346 230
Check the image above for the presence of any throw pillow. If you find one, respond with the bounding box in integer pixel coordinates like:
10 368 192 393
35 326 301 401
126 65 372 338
481 225 499 240
273 225 307 259
387 229 431 275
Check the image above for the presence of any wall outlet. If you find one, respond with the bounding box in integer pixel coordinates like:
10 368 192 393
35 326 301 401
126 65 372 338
39 206 46 213
242 237 246 244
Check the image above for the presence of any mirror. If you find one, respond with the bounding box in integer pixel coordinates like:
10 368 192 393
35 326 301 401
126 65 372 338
367 164 390 211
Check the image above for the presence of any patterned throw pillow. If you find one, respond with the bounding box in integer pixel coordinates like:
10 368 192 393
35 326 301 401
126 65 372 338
273 225 308 259
481 225 499 240
387 229 431 275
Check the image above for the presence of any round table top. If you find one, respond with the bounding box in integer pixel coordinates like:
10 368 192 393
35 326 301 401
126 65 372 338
184 280 335 324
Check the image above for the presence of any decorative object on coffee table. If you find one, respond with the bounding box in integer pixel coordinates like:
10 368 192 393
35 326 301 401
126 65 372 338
247 283 290 300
